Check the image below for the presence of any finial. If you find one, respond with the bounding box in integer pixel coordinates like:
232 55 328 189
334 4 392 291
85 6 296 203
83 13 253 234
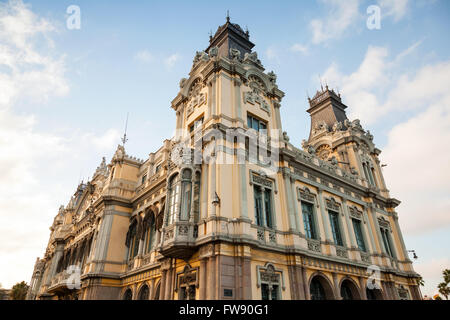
245 25 249 36
226 10 230 22
209 29 213 41
121 112 129 148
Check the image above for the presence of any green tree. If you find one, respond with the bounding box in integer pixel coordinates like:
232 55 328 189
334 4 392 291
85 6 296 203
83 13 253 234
9 281 29 300
437 269 450 300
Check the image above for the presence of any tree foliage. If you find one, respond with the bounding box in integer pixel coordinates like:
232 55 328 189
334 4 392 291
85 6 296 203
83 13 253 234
437 269 450 300
9 281 29 300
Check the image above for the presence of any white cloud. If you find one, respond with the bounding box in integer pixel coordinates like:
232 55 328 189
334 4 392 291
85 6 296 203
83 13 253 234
0 0 121 288
134 50 154 63
164 53 180 69
413 257 450 297
383 98 450 235
378 0 409 21
310 0 362 44
321 46 389 122
291 43 309 55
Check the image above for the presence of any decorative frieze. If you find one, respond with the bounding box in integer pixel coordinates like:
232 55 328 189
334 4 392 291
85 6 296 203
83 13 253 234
325 197 340 211
307 239 321 253
336 246 348 258
378 216 390 228
349 206 363 220
256 263 285 291
257 229 265 242
361 252 371 264
269 231 276 244
298 187 315 203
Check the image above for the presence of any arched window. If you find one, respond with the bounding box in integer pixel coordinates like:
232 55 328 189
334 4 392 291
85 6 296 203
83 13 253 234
309 275 334 300
341 282 353 300
126 220 139 260
310 278 326 300
192 172 201 223
144 215 156 254
138 285 149 300
180 170 192 221
123 289 133 300
167 174 180 225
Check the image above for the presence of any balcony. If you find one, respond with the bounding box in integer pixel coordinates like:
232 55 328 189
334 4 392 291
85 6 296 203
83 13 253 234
47 270 75 295
158 222 199 260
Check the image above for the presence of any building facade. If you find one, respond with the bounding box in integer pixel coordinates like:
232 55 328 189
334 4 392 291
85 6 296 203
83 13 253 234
27 19 421 300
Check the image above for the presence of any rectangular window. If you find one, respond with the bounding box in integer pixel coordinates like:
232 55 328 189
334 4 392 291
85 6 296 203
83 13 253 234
247 114 267 132
155 164 161 174
380 228 394 257
352 219 366 252
141 174 147 185
329 210 343 246
261 284 269 300
254 186 263 226
264 189 273 228
189 117 204 133
261 284 279 300
301 202 317 239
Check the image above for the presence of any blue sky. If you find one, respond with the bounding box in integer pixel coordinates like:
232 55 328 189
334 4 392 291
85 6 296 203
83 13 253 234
0 0 449 298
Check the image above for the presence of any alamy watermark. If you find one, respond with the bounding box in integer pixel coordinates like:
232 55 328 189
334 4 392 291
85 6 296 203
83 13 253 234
367 5 381 30
366 264 382 290
66 5 81 30
66 265 81 290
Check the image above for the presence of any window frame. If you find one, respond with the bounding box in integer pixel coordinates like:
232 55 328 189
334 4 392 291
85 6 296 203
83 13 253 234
328 210 344 247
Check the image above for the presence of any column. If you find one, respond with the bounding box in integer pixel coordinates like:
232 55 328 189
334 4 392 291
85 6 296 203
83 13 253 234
164 263 173 300
234 78 242 121
283 171 298 231
159 270 167 300
199 259 207 299
207 256 216 299
359 277 367 300
317 189 332 242
363 208 377 255
46 240 65 285
209 160 217 217
332 272 341 300
290 178 302 235
342 200 357 248
303 267 310 300
201 164 209 220
393 213 408 261
367 204 383 254
239 164 248 219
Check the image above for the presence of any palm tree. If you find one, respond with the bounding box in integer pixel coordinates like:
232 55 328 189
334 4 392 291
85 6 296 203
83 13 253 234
437 269 450 300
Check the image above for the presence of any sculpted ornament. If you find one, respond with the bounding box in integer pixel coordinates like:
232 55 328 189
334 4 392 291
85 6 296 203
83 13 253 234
208 46 218 57
267 71 277 84
193 51 209 64
230 48 241 60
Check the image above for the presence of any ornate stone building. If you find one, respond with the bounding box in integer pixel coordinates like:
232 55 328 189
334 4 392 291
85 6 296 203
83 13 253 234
27 19 421 300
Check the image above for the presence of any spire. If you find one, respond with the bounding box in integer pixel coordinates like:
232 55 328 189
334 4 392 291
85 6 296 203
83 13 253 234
121 112 129 148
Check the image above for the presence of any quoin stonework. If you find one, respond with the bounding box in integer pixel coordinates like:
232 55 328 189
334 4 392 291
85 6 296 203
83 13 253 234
27 18 421 300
